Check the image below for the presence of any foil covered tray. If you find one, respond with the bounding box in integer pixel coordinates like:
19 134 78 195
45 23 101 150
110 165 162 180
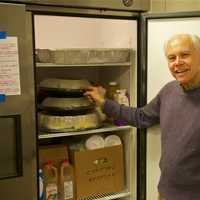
38 111 102 133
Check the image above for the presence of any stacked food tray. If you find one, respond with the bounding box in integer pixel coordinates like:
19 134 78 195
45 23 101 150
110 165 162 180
37 78 101 133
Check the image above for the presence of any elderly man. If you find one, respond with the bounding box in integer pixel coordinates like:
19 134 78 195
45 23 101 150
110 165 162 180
85 34 200 200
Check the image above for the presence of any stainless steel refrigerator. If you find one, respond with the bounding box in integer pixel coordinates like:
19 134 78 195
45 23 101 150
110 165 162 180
0 3 37 200
1 1 200 200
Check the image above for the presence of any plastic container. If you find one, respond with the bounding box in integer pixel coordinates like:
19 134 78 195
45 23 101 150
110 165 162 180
60 159 74 200
38 169 44 200
106 82 119 100
104 135 122 147
114 89 129 106
43 160 58 200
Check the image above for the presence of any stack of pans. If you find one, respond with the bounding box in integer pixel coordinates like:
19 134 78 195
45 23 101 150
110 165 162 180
37 78 101 133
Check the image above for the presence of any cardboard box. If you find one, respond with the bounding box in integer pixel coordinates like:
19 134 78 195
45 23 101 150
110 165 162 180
39 144 68 168
71 145 125 199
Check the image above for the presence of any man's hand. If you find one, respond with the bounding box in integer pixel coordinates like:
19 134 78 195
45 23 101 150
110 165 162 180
84 86 106 108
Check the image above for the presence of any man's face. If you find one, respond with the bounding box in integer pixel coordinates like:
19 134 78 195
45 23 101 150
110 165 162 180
166 36 200 87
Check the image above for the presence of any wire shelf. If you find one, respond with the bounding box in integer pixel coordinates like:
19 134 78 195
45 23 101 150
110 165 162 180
78 190 131 200
38 124 133 139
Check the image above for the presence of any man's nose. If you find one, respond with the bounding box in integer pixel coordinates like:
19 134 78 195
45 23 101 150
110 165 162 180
174 56 183 65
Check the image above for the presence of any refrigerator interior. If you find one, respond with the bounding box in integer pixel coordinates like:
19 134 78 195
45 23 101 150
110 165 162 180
34 15 138 200
147 17 200 200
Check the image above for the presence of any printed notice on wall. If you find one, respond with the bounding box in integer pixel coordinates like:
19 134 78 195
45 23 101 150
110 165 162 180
0 37 21 95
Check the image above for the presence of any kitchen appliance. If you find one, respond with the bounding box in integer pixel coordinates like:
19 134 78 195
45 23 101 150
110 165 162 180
1 1 200 200
0 0 149 11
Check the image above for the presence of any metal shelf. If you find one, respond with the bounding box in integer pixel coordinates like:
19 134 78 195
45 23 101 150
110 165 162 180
36 62 131 68
79 190 131 200
38 124 133 139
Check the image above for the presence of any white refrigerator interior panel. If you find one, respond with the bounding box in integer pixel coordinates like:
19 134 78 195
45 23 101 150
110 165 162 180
34 15 137 49
147 17 200 200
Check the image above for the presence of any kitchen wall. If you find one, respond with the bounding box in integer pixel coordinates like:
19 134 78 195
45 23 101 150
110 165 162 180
151 0 200 12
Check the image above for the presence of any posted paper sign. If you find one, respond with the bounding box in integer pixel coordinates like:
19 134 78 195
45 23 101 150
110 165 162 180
0 37 21 95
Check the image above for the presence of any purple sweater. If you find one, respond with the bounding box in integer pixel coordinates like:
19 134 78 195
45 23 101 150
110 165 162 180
103 80 200 200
